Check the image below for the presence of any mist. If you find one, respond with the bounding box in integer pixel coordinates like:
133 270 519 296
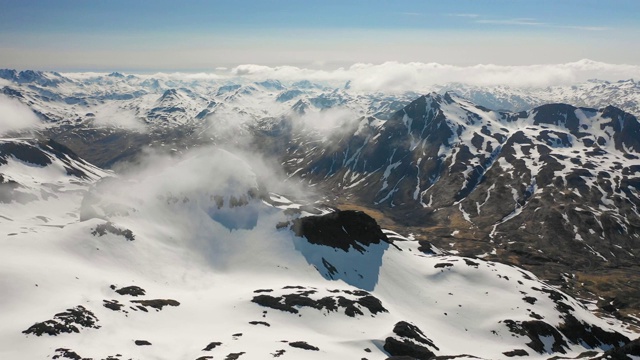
227 59 640 92
91 107 146 132
80 144 317 271
0 95 41 135
58 59 640 96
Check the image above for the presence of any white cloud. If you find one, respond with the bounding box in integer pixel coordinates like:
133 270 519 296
448 13 480 18
476 18 544 26
90 144 310 228
0 95 41 135
222 59 640 92
561 25 609 31
120 147 259 200
148 72 224 81
56 60 640 93
92 107 146 132
200 110 255 148
293 107 361 139
474 18 609 32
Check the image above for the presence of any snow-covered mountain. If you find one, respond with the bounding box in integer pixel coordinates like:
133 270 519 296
2 70 639 130
0 141 637 359
439 79 640 116
0 138 109 227
286 93 640 240
2 68 640 167
0 69 419 167
280 92 640 325
2 69 640 359
0 69 414 128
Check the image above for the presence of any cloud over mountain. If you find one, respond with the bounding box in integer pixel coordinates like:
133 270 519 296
226 60 640 91
0 95 41 134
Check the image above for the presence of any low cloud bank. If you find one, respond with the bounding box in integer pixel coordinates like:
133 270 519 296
61 59 640 93
92 108 146 132
228 59 640 91
292 107 362 140
0 95 41 135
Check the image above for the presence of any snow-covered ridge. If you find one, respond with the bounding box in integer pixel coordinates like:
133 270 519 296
0 137 111 248
0 138 108 203
0 68 416 131
441 78 640 116
283 92 640 275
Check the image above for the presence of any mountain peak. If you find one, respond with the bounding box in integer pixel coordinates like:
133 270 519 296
0 68 18 80
0 70 67 87
255 79 284 90
292 80 323 89
159 88 179 100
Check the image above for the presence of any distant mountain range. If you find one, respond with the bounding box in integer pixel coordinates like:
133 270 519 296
441 79 640 115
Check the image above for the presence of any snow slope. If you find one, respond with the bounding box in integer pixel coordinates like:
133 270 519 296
0 142 635 360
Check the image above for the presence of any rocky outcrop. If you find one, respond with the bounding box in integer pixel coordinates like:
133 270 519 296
291 210 390 252
251 286 387 317
91 222 135 241
23 306 100 336
383 321 438 359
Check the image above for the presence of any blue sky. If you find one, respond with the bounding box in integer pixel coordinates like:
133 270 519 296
1 0 639 71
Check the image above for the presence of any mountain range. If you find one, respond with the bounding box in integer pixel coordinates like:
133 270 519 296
1 69 640 359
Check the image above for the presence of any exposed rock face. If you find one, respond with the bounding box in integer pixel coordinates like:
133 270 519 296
601 338 640 359
92 222 135 241
202 342 222 351
289 341 319 351
224 352 245 360
291 210 390 252
103 300 125 312
503 349 528 357
23 306 100 336
383 321 438 359
252 286 387 317
288 210 392 290
502 313 629 355
112 285 146 297
558 313 629 350
130 299 180 311
51 348 90 360
503 319 569 354
0 139 102 179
